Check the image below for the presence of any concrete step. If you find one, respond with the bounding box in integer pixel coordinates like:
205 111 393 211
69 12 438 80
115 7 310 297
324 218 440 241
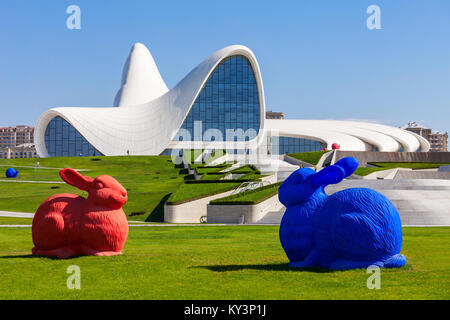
326 179 450 191
256 209 284 224
254 180 450 226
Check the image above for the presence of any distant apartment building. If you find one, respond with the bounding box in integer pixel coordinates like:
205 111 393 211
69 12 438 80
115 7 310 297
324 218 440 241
0 125 38 159
0 143 38 159
0 125 34 148
428 131 448 152
403 121 448 152
265 110 285 120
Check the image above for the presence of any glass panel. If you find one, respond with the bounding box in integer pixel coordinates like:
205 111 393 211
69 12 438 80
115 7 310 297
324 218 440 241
175 55 261 141
44 116 103 157
270 136 325 155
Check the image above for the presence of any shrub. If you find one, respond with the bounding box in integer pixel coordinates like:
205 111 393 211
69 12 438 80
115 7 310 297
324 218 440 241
210 182 282 205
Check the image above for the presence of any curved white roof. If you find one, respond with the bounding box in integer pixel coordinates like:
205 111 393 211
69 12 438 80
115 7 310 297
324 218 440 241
113 43 168 107
35 43 429 157
35 44 266 156
265 119 430 152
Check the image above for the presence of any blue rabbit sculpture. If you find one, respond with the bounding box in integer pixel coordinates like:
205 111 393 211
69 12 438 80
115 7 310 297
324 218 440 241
279 157 406 270
5 168 19 178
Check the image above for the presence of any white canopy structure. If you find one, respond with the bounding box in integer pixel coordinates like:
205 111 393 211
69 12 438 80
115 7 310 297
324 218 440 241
35 43 429 157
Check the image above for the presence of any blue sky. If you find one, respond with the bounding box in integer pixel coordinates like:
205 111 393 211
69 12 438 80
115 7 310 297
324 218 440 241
1 0 449 135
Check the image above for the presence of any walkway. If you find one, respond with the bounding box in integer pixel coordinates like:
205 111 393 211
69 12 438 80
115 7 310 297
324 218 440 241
0 180 65 184
0 164 90 171
0 211 34 218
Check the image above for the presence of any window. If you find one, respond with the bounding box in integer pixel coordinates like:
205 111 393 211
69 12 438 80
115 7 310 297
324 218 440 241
270 136 325 155
174 55 261 142
44 117 103 157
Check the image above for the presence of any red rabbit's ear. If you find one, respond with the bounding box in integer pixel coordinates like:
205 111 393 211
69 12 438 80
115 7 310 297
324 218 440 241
59 168 94 191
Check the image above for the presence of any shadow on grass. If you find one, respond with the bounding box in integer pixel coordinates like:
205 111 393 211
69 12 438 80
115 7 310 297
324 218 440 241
146 193 171 222
0 254 36 259
193 263 331 273
0 254 78 260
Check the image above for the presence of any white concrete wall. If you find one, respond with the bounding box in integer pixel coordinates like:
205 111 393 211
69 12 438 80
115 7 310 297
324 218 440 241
363 168 410 180
207 194 283 224
326 179 450 226
164 189 235 223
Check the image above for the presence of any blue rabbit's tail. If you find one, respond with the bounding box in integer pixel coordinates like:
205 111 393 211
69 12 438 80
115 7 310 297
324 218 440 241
330 254 406 270
383 254 406 268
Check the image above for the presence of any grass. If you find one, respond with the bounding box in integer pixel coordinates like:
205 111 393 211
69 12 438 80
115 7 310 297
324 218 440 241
194 163 232 174
0 226 448 299
354 162 450 176
371 162 450 170
199 164 262 181
288 151 329 165
236 172 264 181
0 217 32 225
168 162 266 203
205 150 227 164
183 149 226 165
210 182 282 205
354 167 390 176
184 149 203 164
0 156 187 222
200 172 227 180
0 156 264 217
166 182 242 205
230 164 261 174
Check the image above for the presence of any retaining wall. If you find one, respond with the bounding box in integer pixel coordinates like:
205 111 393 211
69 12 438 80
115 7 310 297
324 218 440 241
164 189 235 223
333 151 450 167
207 194 283 224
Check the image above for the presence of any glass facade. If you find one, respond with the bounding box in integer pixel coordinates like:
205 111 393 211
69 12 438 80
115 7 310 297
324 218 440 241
270 136 325 155
44 117 103 157
175 55 261 141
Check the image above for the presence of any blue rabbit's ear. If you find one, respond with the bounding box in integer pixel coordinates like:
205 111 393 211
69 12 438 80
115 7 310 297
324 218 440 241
284 167 316 185
334 157 359 177
310 165 345 188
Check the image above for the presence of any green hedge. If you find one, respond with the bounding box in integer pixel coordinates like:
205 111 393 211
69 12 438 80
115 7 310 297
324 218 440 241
166 182 242 205
184 177 261 184
354 162 450 176
166 162 268 204
194 164 232 174
210 182 282 205
230 164 261 175
288 151 329 165
200 172 228 181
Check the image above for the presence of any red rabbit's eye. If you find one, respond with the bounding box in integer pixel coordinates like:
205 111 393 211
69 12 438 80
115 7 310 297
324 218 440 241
94 182 104 189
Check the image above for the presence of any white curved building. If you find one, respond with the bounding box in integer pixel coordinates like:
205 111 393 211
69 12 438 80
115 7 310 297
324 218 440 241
35 43 429 158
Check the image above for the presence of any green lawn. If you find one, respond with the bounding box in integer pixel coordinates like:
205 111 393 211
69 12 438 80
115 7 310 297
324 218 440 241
354 162 450 176
200 172 227 180
210 182 282 205
0 217 32 225
230 164 261 174
0 156 186 222
0 156 267 220
199 164 262 181
354 167 391 176
288 151 329 165
166 182 242 205
371 162 450 170
168 162 265 204
184 149 203 164
0 226 448 299
195 163 232 174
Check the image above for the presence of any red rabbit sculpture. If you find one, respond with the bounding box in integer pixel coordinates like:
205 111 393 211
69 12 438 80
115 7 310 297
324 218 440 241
32 168 129 259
